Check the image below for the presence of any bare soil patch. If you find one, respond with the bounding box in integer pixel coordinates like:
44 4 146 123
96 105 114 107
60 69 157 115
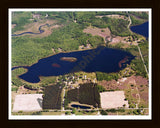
13 94 43 112
100 91 129 109
110 36 128 44
98 75 149 108
98 75 146 91
83 26 111 39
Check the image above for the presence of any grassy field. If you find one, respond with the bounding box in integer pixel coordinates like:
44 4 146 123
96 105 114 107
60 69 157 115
75 110 98 115
75 71 97 81
41 111 65 115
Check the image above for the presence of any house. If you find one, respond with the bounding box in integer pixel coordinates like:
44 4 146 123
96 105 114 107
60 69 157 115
32 14 41 19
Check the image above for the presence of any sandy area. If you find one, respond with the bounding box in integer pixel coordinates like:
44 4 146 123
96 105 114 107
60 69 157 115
100 91 129 109
13 94 43 112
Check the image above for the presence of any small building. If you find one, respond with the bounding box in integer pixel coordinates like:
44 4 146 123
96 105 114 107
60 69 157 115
45 13 48 17
32 14 41 19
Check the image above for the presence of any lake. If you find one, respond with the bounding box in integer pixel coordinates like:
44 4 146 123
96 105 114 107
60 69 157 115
13 46 135 83
130 21 149 39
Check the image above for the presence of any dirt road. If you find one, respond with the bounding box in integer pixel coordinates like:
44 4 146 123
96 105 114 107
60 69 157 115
137 45 149 77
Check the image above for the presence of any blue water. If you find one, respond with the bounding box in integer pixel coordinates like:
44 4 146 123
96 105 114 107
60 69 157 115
12 24 49 36
130 21 149 39
71 104 91 109
13 46 135 83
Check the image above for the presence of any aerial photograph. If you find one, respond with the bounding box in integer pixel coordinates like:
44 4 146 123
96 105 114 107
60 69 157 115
10 9 151 119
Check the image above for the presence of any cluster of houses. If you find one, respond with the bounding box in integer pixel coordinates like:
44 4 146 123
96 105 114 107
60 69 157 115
29 13 49 21
79 44 91 50
57 74 96 90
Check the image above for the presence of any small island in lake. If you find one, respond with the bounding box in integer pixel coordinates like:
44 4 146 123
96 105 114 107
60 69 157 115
52 63 61 68
118 56 129 68
60 57 77 62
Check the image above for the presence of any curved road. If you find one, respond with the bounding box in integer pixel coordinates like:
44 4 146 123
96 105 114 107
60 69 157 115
128 13 132 29
137 45 149 77
127 11 148 77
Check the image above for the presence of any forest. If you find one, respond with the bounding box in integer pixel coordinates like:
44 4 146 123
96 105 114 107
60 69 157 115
12 11 135 67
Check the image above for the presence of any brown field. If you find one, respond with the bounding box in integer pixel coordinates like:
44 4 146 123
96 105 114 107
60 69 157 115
100 91 129 109
98 75 149 108
83 26 111 39
13 94 43 112
98 75 148 90
110 36 128 44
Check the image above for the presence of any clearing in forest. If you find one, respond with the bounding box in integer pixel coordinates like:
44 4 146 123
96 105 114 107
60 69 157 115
83 26 111 39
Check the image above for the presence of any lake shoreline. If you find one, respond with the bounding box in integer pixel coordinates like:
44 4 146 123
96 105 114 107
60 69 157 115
12 45 132 71
129 20 148 27
16 46 134 83
130 21 148 40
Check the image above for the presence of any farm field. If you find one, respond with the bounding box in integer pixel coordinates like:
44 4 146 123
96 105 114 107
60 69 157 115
65 83 100 108
42 84 63 109
100 91 129 109
13 94 43 112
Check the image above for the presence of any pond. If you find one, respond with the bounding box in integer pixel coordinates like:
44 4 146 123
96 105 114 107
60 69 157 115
130 21 149 39
12 46 135 83
71 104 91 109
